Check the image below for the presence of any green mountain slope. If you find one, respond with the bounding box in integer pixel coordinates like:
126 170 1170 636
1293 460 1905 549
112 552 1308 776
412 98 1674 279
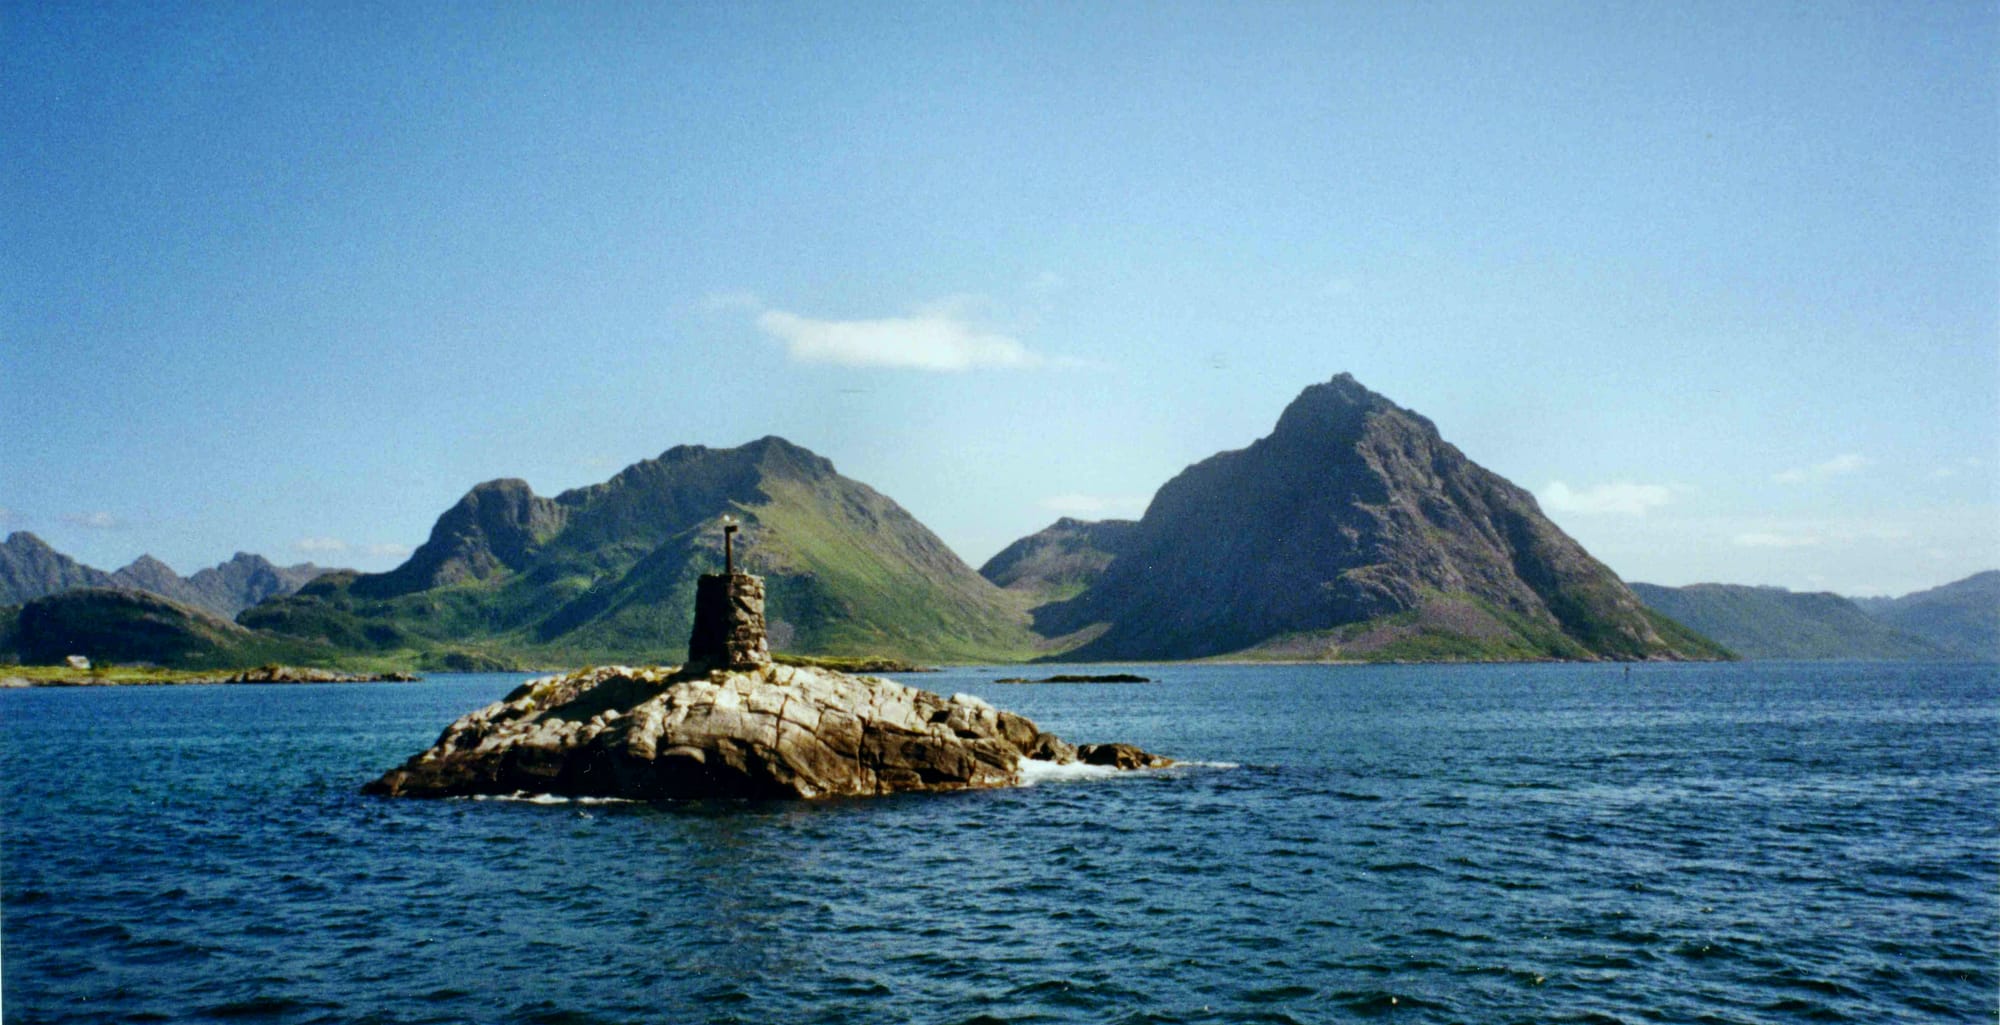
1021 373 1729 663
1630 582 1943 660
1852 571 1999 660
14 588 338 669
243 437 1039 665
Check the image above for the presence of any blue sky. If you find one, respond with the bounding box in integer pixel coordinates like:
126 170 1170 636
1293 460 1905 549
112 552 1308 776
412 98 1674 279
4 1 1995 597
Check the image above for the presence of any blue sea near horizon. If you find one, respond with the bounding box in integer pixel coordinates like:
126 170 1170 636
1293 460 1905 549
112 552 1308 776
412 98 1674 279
2 661 1995 1024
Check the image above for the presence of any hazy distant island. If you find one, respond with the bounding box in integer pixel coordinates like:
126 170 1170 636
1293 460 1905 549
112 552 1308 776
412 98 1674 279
2 374 1991 674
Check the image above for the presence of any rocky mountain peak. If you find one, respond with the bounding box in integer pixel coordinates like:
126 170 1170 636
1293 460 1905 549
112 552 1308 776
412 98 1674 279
5 531 55 554
358 477 565 597
1022 373 1718 662
118 554 179 578
1266 372 1416 445
1 531 118 605
743 435 837 478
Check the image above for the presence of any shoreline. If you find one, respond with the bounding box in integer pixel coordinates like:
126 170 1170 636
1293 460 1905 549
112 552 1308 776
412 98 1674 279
1 665 422 688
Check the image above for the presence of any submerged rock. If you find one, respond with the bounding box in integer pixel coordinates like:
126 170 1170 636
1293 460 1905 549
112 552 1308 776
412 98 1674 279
364 662 1171 800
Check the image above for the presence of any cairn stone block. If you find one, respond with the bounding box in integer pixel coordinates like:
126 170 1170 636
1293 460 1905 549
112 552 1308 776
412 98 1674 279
688 572 770 669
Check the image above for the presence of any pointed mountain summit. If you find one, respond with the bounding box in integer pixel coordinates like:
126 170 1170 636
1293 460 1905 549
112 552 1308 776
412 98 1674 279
187 553 330 615
245 437 1038 666
112 555 210 609
0 532 117 604
1028 374 1725 662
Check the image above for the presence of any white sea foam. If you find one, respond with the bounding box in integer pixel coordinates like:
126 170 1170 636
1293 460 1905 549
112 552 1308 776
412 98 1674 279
463 792 638 805
1018 759 1122 785
1017 758 1238 785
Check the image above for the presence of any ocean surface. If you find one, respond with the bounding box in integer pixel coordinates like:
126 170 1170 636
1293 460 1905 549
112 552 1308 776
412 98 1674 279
2 661 1994 1024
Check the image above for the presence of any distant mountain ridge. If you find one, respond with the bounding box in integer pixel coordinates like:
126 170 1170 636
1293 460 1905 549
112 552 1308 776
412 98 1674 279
1009 374 1726 662
1 532 119 602
1629 582 1947 661
0 532 333 616
1851 572 1997 660
979 517 1138 604
10 379 1986 671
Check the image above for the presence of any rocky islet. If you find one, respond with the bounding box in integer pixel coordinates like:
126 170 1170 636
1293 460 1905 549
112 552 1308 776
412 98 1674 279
365 569 1170 800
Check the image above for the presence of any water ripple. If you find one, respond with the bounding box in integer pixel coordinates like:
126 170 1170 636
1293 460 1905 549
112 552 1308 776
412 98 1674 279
3 663 1996 1025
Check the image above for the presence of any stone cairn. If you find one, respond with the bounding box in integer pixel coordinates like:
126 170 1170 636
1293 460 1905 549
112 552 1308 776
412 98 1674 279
686 572 770 669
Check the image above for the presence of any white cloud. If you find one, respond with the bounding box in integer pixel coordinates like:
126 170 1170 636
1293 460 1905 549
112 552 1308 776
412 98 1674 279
754 302 1045 372
1774 453 1870 484
1733 531 1823 549
63 510 125 530
1038 493 1149 518
1731 521 1912 549
295 537 412 560
1539 481 1672 517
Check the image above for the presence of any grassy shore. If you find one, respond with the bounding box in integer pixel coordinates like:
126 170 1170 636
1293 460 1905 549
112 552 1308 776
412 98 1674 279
0 664 420 687
3 665 235 686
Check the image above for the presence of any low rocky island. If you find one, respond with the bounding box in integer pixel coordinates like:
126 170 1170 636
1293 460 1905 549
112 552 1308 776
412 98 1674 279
221 664 420 684
0 662 420 687
365 570 1170 800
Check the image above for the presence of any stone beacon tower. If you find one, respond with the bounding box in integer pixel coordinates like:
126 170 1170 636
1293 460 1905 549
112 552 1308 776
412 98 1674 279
686 516 770 670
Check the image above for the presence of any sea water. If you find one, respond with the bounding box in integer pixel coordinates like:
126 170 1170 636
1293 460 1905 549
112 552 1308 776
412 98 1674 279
2 661 1994 1024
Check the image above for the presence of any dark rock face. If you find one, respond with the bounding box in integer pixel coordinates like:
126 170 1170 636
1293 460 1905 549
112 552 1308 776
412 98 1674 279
1078 743 1174 770
362 662 1117 799
1027 373 1720 662
357 479 565 598
687 573 770 668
